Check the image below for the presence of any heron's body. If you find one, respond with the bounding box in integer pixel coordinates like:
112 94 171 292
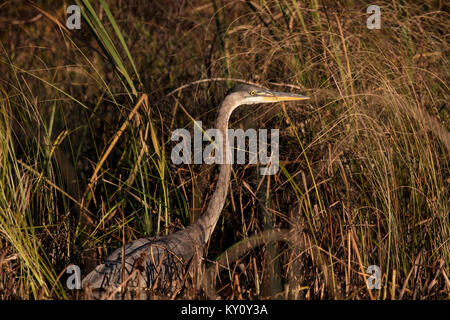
82 84 309 297
82 225 203 296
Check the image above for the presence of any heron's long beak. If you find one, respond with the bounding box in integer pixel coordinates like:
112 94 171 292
262 91 310 102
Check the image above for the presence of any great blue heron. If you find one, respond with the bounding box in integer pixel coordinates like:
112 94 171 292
82 84 309 298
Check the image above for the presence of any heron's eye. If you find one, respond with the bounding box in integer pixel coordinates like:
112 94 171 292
250 90 256 96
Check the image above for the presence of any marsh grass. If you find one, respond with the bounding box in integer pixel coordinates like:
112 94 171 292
0 1 448 299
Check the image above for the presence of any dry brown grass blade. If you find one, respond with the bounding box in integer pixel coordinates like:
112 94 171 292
164 78 257 98
27 1 69 33
103 268 140 300
87 94 147 188
349 229 375 300
398 250 423 300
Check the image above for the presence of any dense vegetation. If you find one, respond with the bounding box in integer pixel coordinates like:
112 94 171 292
0 0 448 299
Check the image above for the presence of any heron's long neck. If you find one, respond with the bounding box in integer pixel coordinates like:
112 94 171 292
196 96 237 244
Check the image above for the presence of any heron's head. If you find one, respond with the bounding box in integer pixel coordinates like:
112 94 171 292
228 84 309 106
